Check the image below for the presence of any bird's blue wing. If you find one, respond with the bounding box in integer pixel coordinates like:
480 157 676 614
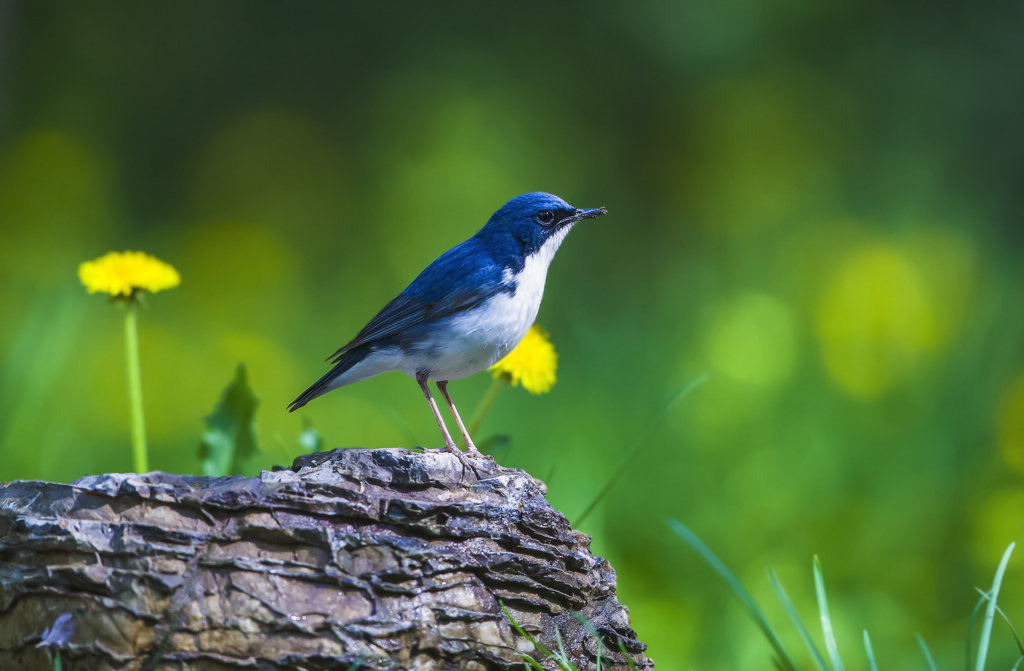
327 238 506 362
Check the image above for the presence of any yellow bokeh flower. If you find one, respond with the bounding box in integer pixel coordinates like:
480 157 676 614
814 245 937 397
490 325 557 395
78 251 180 297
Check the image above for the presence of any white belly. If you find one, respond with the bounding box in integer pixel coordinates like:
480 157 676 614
402 285 543 380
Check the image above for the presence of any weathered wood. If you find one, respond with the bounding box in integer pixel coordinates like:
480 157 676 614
0 448 653 670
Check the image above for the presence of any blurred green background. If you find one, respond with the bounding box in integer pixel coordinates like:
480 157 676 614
2 1 1023 667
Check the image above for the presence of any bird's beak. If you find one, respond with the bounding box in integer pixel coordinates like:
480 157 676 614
568 207 608 223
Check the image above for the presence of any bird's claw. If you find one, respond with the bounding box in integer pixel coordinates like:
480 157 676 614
440 443 483 479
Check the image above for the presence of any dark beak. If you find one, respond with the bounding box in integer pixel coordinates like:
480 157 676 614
569 207 608 223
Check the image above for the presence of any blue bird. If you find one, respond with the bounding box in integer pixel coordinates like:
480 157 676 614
288 192 606 465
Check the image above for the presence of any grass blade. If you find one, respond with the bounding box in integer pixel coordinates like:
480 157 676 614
553 627 576 669
813 556 846 671
863 630 879 671
974 587 1024 655
667 518 796 671
769 569 829 671
974 542 1016 671
574 374 708 527
966 592 987 669
617 641 639 671
916 633 938 671
572 612 604 671
501 601 555 660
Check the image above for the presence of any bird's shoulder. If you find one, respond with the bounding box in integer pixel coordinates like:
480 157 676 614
328 236 517 362
402 235 511 302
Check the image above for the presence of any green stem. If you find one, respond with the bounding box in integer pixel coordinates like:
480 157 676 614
124 299 148 472
468 376 506 437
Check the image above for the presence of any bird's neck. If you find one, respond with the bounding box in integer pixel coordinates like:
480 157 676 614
483 224 576 277
528 223 575 272
499 224 576 295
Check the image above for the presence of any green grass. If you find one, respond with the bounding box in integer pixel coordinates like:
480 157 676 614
916 633 939 671
574 374 709 527
862 630 878 671
668 518 1020 670
813 555 845 671
665 517 797 670
501 602 638 670
970 543 1020 671
769 568 827 670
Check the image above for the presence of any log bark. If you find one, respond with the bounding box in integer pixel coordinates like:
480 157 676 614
0 448 653 670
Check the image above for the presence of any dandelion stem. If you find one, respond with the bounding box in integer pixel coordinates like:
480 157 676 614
468 376 505 437
124 299 148 472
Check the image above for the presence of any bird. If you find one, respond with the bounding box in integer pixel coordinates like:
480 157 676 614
288 192 606 466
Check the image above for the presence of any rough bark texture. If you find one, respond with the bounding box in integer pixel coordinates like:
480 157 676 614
0 448 652 670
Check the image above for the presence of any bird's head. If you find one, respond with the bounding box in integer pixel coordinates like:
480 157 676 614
478 192 607 260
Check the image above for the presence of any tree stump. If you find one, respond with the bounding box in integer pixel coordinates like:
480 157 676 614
0 448 653 670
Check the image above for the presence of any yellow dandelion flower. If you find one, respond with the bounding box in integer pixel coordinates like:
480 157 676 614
490 325 558 395
78 250 179 472
78 250 180 297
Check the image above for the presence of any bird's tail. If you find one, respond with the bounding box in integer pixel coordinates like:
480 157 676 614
287 347 370 412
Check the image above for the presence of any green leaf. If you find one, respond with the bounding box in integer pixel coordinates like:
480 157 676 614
478 433 511 459
199 363 260 476
298 417 324 453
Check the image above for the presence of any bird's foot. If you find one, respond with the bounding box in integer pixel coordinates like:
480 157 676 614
444 442 483 478
419 443 482 477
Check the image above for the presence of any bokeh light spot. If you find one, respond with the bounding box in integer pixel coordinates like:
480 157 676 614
905 227 979 347
815 245 938 398
180 220 302 326
705 291 797 387
972 488 1024 569
997 373 1024 473
0 130 116 281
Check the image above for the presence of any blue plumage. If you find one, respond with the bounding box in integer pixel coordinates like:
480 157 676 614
289 192 606 463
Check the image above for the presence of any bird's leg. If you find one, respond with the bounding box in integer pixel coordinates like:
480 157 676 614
416 374 478 473
436 381 479 453
416 373 457 449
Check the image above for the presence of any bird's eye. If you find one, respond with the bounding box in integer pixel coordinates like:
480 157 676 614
536 210 555 225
